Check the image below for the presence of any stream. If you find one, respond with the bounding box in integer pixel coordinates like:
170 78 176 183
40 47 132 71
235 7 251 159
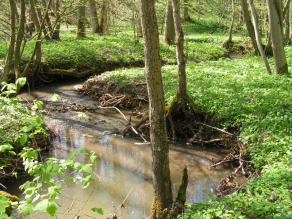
5 78 243 218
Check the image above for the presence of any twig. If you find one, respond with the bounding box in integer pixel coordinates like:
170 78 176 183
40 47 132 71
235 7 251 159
197 122 233 136
71 173 102 219
60 196 76 219
97 106 150 144
0 183 7 189
116 186 134 212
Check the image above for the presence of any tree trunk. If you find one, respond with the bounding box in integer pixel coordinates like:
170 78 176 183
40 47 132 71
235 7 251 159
89 0 99 33
34 0 50 40
30 0 42 64
139 1 173 219
172 0 186 96
163 0 175 46
52 0 60 40
14 0 25 79
285 5 290 44
42 0 53 35
77 1 86 38
240 0 260 55
183 0 191 22
267 0 288 74
248 0 272 75
227 0 235 43
1 0 16 85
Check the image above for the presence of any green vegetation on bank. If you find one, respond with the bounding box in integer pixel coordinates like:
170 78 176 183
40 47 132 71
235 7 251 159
0 29 227 73
96 50 292 218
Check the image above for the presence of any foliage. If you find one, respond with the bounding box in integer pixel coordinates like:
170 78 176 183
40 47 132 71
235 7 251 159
99 47 292 218
0 80 102 218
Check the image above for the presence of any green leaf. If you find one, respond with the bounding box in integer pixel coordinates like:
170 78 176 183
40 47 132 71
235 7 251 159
82 166 92 173
0 214 9 219
20 134 28 146
43 172 50 183
91 207 104 215
67 151 76 160
22 204 34 215
22 125 32 132
34 199 48 211
46 202 57 217
82 181 90 188
0 196 9 212
17 77 27 87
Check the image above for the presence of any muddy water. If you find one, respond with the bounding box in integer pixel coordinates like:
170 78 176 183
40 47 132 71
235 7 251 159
10 78 241 218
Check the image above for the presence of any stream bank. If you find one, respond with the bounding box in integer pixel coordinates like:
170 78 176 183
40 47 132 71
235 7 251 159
6 78 246 218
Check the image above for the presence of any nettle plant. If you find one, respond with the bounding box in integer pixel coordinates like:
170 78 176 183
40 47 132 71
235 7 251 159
0 81 103 218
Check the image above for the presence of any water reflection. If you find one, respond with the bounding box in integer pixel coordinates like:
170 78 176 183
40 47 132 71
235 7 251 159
7 79 239 218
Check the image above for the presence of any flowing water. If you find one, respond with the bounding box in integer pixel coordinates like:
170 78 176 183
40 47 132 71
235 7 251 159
5 78 243 218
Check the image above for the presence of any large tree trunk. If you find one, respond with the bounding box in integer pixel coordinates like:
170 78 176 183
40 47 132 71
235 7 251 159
139 1 173 219
248 0 272 75
1 0 16 85
240 0 260 55
163 0 175 46
89 0 99 33
77 1 86 38
267 0 288 74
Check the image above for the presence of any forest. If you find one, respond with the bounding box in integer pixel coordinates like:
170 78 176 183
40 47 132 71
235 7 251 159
0 0 292 218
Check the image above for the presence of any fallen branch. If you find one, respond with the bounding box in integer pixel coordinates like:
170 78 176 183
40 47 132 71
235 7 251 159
97 106 150 144
197 122 233 136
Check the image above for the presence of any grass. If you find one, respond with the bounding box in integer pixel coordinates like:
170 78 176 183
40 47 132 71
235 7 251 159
0 28 227 73
98 49 292 218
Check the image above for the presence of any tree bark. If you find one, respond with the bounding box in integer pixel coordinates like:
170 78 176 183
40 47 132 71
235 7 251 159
77 1 86 38
183 0 191 22
163 0 175 46
285 4 290 44
248 0 272 75
52 0 60 40
240 0 260 55
139 1 173 218
267 0 288 74
172 0 186 96
1 0 16 85
14 0 25 79
89 0 99 33
227 0 235 43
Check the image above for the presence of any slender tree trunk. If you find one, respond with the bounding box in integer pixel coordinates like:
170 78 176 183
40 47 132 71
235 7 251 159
227 0 235 43
183 0 191 22
34 0 50 40
30 0 42 64
267 0 288 74
52 0 60 40
1 0 16 85
285 5 290 44
77 1 86 38
290 0 292 40
139 1 173 219
42 0 53 35
163 0 175 46
14 0 20 23
172 0 186 96
240 0 260 55
89 0 99 33
14 0 25 79
248 0 272 75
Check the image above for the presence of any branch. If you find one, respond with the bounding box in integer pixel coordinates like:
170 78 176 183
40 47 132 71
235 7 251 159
283 0 292 18
197 122 233 136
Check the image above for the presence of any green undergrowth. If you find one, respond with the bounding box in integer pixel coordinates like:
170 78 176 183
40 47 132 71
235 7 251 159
0 79 48 182
98 48 292 218
0 31 227 74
